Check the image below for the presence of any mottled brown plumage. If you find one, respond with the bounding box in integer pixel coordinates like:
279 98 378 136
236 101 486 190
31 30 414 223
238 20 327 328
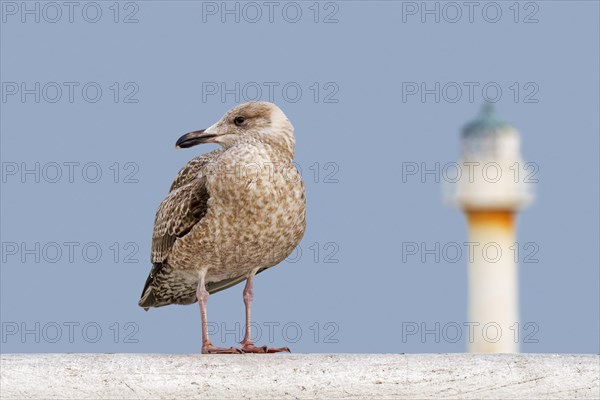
139 102 305 353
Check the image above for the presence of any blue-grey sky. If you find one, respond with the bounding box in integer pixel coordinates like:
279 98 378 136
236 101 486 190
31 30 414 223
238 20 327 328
1 1 598 354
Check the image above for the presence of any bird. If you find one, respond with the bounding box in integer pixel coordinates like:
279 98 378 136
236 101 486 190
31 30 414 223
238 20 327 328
139 102 306 354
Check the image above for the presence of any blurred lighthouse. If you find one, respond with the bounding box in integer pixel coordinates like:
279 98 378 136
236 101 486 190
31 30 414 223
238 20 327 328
451 103 534 353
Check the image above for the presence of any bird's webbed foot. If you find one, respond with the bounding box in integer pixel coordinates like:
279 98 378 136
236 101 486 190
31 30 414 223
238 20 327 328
240 342 291 353
202 342 243 354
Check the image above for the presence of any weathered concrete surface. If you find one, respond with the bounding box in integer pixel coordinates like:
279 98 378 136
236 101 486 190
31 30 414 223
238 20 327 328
1 353 598 399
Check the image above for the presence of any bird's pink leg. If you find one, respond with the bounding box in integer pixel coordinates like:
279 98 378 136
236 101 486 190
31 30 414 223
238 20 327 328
197 275 241 354
240 273 291 354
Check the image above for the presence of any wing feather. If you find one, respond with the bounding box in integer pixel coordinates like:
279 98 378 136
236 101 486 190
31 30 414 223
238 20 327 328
151 175 209 263
140 153 219 309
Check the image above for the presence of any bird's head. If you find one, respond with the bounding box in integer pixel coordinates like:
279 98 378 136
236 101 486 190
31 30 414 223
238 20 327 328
176 102 295 158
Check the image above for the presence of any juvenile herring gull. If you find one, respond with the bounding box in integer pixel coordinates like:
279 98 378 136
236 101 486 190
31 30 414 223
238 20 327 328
139 102 306 354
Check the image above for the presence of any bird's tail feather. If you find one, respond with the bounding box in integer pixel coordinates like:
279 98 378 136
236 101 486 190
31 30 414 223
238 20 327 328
138 264 271 310
138 262 168 310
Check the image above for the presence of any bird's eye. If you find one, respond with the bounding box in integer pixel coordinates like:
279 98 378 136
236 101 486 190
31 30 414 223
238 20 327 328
234 116 245 126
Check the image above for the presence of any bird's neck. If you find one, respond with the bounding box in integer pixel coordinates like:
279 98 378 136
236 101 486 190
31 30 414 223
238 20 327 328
237 132 295 164
264 138 295 163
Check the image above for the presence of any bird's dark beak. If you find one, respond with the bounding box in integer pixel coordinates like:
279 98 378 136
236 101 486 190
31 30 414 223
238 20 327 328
175 130 218 148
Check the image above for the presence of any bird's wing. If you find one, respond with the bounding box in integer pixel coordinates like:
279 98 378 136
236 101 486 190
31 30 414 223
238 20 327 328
151 175 210 264
151 152 218 262
168 152 219 192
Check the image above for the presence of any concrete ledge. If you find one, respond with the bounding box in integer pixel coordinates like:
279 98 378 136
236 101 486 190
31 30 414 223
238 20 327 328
1 353 598 399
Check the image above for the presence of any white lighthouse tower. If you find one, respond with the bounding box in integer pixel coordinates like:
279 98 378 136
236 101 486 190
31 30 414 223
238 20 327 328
451 104 534 353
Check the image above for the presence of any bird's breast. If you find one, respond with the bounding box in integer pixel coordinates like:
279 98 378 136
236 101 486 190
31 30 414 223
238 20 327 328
193 157 306 276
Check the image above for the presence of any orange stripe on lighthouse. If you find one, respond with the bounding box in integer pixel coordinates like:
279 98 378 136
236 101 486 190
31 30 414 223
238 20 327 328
466 210 515 232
